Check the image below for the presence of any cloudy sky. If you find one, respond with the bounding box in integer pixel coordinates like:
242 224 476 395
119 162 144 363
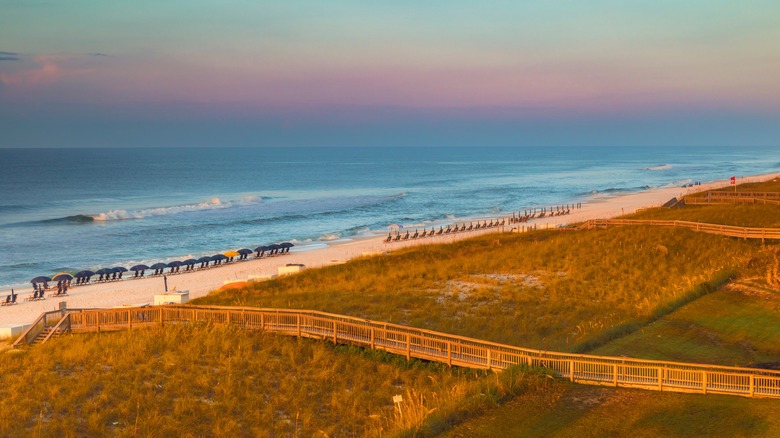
1 1 779 147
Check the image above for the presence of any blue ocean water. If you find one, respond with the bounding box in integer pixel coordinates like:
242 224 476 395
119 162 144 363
1 146 779 290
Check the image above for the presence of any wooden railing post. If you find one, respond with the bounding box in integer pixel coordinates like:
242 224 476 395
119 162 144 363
569 360 574 381
750 375 755 397
261 313 265 331
332 321 337 343
406 334 411 361
297 315 301 339
703 371 708 394
658 367 663 390
487 349 492 370
128 310 131 330
614 365 618 386
447 342 452 367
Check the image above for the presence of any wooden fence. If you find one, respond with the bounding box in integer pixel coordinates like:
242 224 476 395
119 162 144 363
579 219 780 241
15 305 780 399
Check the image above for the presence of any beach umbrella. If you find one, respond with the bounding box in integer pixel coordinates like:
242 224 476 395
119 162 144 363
31 276 52 283
182 259 198 265
237 248 253 255
52 272 74 281
112 267 128 273
95 268 113 275
279 242 294 253
254 245 268 253
74 270 95 278
212 254 227 261
223 250 240 258
196 256 212 263
130 265 150 271
166 261 183 268
150 263 167 270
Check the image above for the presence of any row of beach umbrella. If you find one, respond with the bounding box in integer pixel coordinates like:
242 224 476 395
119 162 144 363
29 243 294 287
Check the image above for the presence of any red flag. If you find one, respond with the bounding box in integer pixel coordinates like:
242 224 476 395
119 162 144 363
730 176 736 185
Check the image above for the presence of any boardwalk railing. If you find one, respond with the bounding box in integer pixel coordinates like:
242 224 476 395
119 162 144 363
17 305 780 398
704 192 780 200
579 219 780 241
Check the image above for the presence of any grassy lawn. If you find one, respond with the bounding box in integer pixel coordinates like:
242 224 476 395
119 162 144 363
591 282 780 367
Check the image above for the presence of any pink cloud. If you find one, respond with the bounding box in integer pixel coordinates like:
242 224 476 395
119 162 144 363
0 56 65 88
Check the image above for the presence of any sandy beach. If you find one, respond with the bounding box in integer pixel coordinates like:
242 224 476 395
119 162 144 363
2 171 778 328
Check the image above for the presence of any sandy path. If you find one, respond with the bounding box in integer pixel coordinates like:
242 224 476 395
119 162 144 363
2 171 778 327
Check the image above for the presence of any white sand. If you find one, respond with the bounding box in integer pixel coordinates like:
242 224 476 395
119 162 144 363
3 171 778 326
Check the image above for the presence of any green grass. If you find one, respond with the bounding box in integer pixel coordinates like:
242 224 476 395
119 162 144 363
443 382 780 437
591 282 780 367
195 226 769 353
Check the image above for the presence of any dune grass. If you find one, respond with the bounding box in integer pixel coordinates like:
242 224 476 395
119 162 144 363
624 203 780 228
195 226 769 353
0 324 552 437
625 178 780 227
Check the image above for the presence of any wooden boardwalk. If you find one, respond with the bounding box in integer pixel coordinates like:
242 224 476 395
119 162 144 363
15 305 780 399
579 219 780 241
685 192 780 206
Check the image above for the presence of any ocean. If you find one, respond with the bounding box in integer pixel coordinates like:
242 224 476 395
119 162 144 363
1 146 778 291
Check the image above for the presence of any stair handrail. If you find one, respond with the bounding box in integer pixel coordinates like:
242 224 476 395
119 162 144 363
39 313 72 344
12 310 62 347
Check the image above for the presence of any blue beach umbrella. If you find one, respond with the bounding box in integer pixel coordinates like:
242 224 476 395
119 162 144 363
75 270 95 278
31 276 52 284
130 265 150 272
150 263 167 270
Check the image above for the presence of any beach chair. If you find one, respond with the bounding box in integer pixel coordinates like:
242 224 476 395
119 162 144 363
386 233 392 242
436 227 443 235
402 231 409 240
451 225 458 234
1 295 9 306
412 230 419 239
26 291 38 301
394 233 401 241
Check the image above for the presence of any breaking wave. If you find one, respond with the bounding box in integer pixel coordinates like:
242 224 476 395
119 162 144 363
644 164 672 171
91 196 263 221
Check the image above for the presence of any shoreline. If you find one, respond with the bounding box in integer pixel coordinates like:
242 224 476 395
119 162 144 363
2 170 779 327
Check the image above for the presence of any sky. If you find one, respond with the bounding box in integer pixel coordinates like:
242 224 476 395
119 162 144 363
1 1 779 148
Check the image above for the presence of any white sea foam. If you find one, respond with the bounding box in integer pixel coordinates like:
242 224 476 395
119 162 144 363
91 197 261 221
644 164 672 171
